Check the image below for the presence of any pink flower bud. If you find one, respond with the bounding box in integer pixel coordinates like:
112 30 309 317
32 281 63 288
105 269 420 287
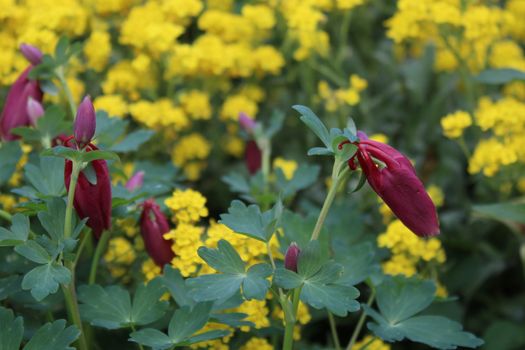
351 133 440 237
239 112 256 132
140 199 175 266
125 171 145 192
20 43 43 65
74 96 96 148
64 140 112 239
284 242 301 272
0 68 43 141
27 97 44 126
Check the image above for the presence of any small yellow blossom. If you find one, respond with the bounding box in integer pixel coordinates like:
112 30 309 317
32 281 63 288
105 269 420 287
273 157 298 180
441 111 472 139
164 224 204 277
94 95 128 118
104 237 136 278
165 189 209 224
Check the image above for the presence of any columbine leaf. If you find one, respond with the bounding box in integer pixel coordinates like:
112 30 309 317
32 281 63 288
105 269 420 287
274 268 303 290
128 328 172 349
197 240 245 274
337 242 379 286
276 164 320 198
79 281 168 329
297 241 323 278
301 282 360 317
0 214 29 246
472 201 525 225
161 266 195 307
242 263 272 300
0 276 21 301
41 146 82 162
475 68 525 84
169 302 214 343
186 274 244 303
111 129 155 153
25 156 66 197
21 263 70 301
219 200 281 242
15 241 51 264
0 306 24 350
38 198 67 243
293 105 331 148
222 172 251 197
80 150 120 163
23 320 80 350
0 141 22 185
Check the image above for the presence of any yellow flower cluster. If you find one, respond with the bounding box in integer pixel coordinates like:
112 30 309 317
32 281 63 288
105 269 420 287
468 97 525 176
441 111 472 139
165 189 209 224
180 90 212 120
351 335 390 350
318 75 368 112
239 337 273 350
0 193 18 212
164 224 204 277
84 31 111 72
130 99 189 131
171 134 212 180
104 237 136 278
8 144 32 187
94 95 128 118
387 0 519 73
273 157 298 180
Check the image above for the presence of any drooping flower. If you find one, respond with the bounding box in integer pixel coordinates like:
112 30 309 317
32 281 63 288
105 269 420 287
245 140 262 174
347 132 439 237
64 140 112 239
74 96 96 148
140 199 174 266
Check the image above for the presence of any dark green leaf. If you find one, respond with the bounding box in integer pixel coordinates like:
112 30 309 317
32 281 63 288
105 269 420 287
0 142 22 185
129 328 172 349
23 320 80 350
169 303 213 343
41 146 81 161
274 268 304 289
301 282 360 317
0 214 29 246
472 201 525 225
186 330 230 345
78 285 132 329
293 105 331 148
131 279 169 326
307 147 333 156
297 241 323 278
81 150 119 163
0 306 24 350
276 164 320 197
186 274 244 302
475 68 525 84
0 276 21 301
25 156 66 197
161 266 195 307
337 242 379 286
197 240 245 274
111 129 155 153
38 198 67 243
222 172 251 196
242 263 272 300
15 241 51 263
21 263 70 301
210 313 254 328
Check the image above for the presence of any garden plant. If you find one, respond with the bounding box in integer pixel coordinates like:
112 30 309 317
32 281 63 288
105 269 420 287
0 1 524 350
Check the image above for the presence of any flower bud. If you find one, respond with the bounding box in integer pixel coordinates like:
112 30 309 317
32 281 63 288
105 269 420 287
140 199 175 266
27 97 44 126
64 141 112 239
125 171 145 192
353 132 439 237
239 112 256 133
284 242 300 272
20 43 43 65
245 140 262 175
74 96 96 148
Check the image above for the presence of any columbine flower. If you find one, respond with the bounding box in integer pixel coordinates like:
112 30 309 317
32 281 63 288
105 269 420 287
346 131 439 237
140 199 174 266
27 97 45 126
0 45 43 140
64 140 112 239
125 171 145 192
284 242 301 272
74 96 96 148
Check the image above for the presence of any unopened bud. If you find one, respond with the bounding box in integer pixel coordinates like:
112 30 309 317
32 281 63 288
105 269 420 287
20 43 43 65
27 97 44 126
239 112 256 132
74 96 96 148
125 171 145 192
284 242 300 272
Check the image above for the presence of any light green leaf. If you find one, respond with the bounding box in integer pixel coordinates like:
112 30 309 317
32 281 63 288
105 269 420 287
274 268 303 289
25 157 66 197
15 241 51 264
293 105 331 148
0 306 24 350
21 263 70 301
111 129 154 153
197 240 245 274
41 146 81 162
297 241 323 278
81 150 120 163
131 279 169 326
475 68 525 84
23 320 80 350
0 142 22 185
0 214 29 246
242 263 272 300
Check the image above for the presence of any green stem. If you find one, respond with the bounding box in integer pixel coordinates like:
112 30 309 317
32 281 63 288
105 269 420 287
56 67 77 118
345 289 376 350
65 163 81 240
282 288 301 350
328 312 342 350
0 209 11 222
89 229 111 284
358 336 376 350
130 325 145 350
311 164 348 241
458 136 471 159
62 283 89 350
73 230 91 269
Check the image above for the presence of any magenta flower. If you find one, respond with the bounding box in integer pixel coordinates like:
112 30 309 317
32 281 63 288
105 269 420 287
239 112 256 132
64 140 112 239
20 44 43 65
27 97 45 126
245 140 262 175
140 199 175 266
74 96 96 148
284 242 301 272
348 132 439 237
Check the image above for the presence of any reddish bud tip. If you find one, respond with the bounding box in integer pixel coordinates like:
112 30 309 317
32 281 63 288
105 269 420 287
125 171 145 192
284 242 301 272
245 140 262 175
27 97 44 126
20 44 43 65
239 112 256 132
74 96 96 148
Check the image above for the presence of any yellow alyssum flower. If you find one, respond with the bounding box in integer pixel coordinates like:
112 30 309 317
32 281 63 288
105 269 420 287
84 31 111 72
240 337 273 350
162 0 203 23
104 237 136 278
180 90 212 120
441 111 472 139
94 95 128 118
142 259 162 282
171 133 211 180
0 194 18 212
165 189 209 224
220 94 258 122
468 139 517 177
242 4 275 30
351 335 390 350
234 300 270 331
130 99 189 131
273 157 298 180
164 224 204 277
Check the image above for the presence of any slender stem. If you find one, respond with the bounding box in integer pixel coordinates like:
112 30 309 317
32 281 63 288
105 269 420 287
0 209 11 222
311 164 348 241
358 337 376 350
282 288 301 350
89 229 111 284
458 136 471 159
345 289 376 350
65 163 81 240
130 325 145 350
62 276 89 350
328 312 342 350
73 230 91 269
56 67 77 118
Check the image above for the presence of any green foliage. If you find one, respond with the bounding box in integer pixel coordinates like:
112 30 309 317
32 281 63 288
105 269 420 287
274 241 360 317
187 240 272 302
364 276 484 349
275 163 320 198
22 156 66 198
0 214 29 246
336 242 379 286
130 302 230 349
0 306 24 350
78 279 169 329
0 141 22 185
219 200 282 242
42 146 119 163
472 201 525 225
94 111 154 153
475 68 525 84
11 106 69 145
